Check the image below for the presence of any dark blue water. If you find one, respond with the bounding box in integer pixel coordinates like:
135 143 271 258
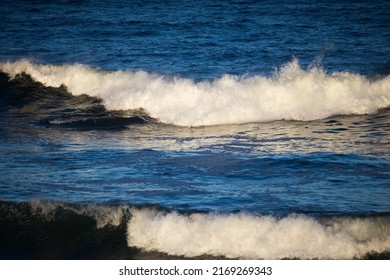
1 0 389 77
0 0 389 259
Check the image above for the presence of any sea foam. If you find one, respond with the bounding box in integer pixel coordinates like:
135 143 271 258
1 59 389 126
127 209 390 259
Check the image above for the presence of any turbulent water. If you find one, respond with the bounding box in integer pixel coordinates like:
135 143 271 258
0 0 389 260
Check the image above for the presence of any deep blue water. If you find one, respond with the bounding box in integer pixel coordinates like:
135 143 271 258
1 0 389 77
0 0 389 259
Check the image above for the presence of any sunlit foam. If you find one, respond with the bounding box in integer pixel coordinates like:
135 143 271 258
1 59 389 126
127 209 390 259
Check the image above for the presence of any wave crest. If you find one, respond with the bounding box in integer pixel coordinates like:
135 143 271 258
1 59 389 126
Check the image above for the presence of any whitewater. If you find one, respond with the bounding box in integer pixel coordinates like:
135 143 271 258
1 59 389 126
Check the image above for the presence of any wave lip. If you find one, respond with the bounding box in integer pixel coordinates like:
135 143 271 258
1 59 390 126
127 209 390 259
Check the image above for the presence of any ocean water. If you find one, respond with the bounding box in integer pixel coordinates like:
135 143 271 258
0 0 389 260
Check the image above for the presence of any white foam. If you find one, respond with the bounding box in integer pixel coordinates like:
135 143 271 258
127 209 390 259
1 59 389 126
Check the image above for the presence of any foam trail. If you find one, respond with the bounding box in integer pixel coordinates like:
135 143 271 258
1 59 389 126
127 209 390 259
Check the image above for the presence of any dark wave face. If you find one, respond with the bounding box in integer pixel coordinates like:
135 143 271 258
0 72 153 130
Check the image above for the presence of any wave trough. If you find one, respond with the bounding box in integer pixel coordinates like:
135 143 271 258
1 59 389 126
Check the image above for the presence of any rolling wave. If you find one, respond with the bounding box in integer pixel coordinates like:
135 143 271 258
128 208 390 260
1 200 389 259
1 59 390 126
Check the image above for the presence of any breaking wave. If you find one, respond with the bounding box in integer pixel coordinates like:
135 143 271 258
1 59 389 126
127 208 390 260
1 200 389 259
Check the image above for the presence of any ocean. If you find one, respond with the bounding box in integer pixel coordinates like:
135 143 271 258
0 0 389 260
